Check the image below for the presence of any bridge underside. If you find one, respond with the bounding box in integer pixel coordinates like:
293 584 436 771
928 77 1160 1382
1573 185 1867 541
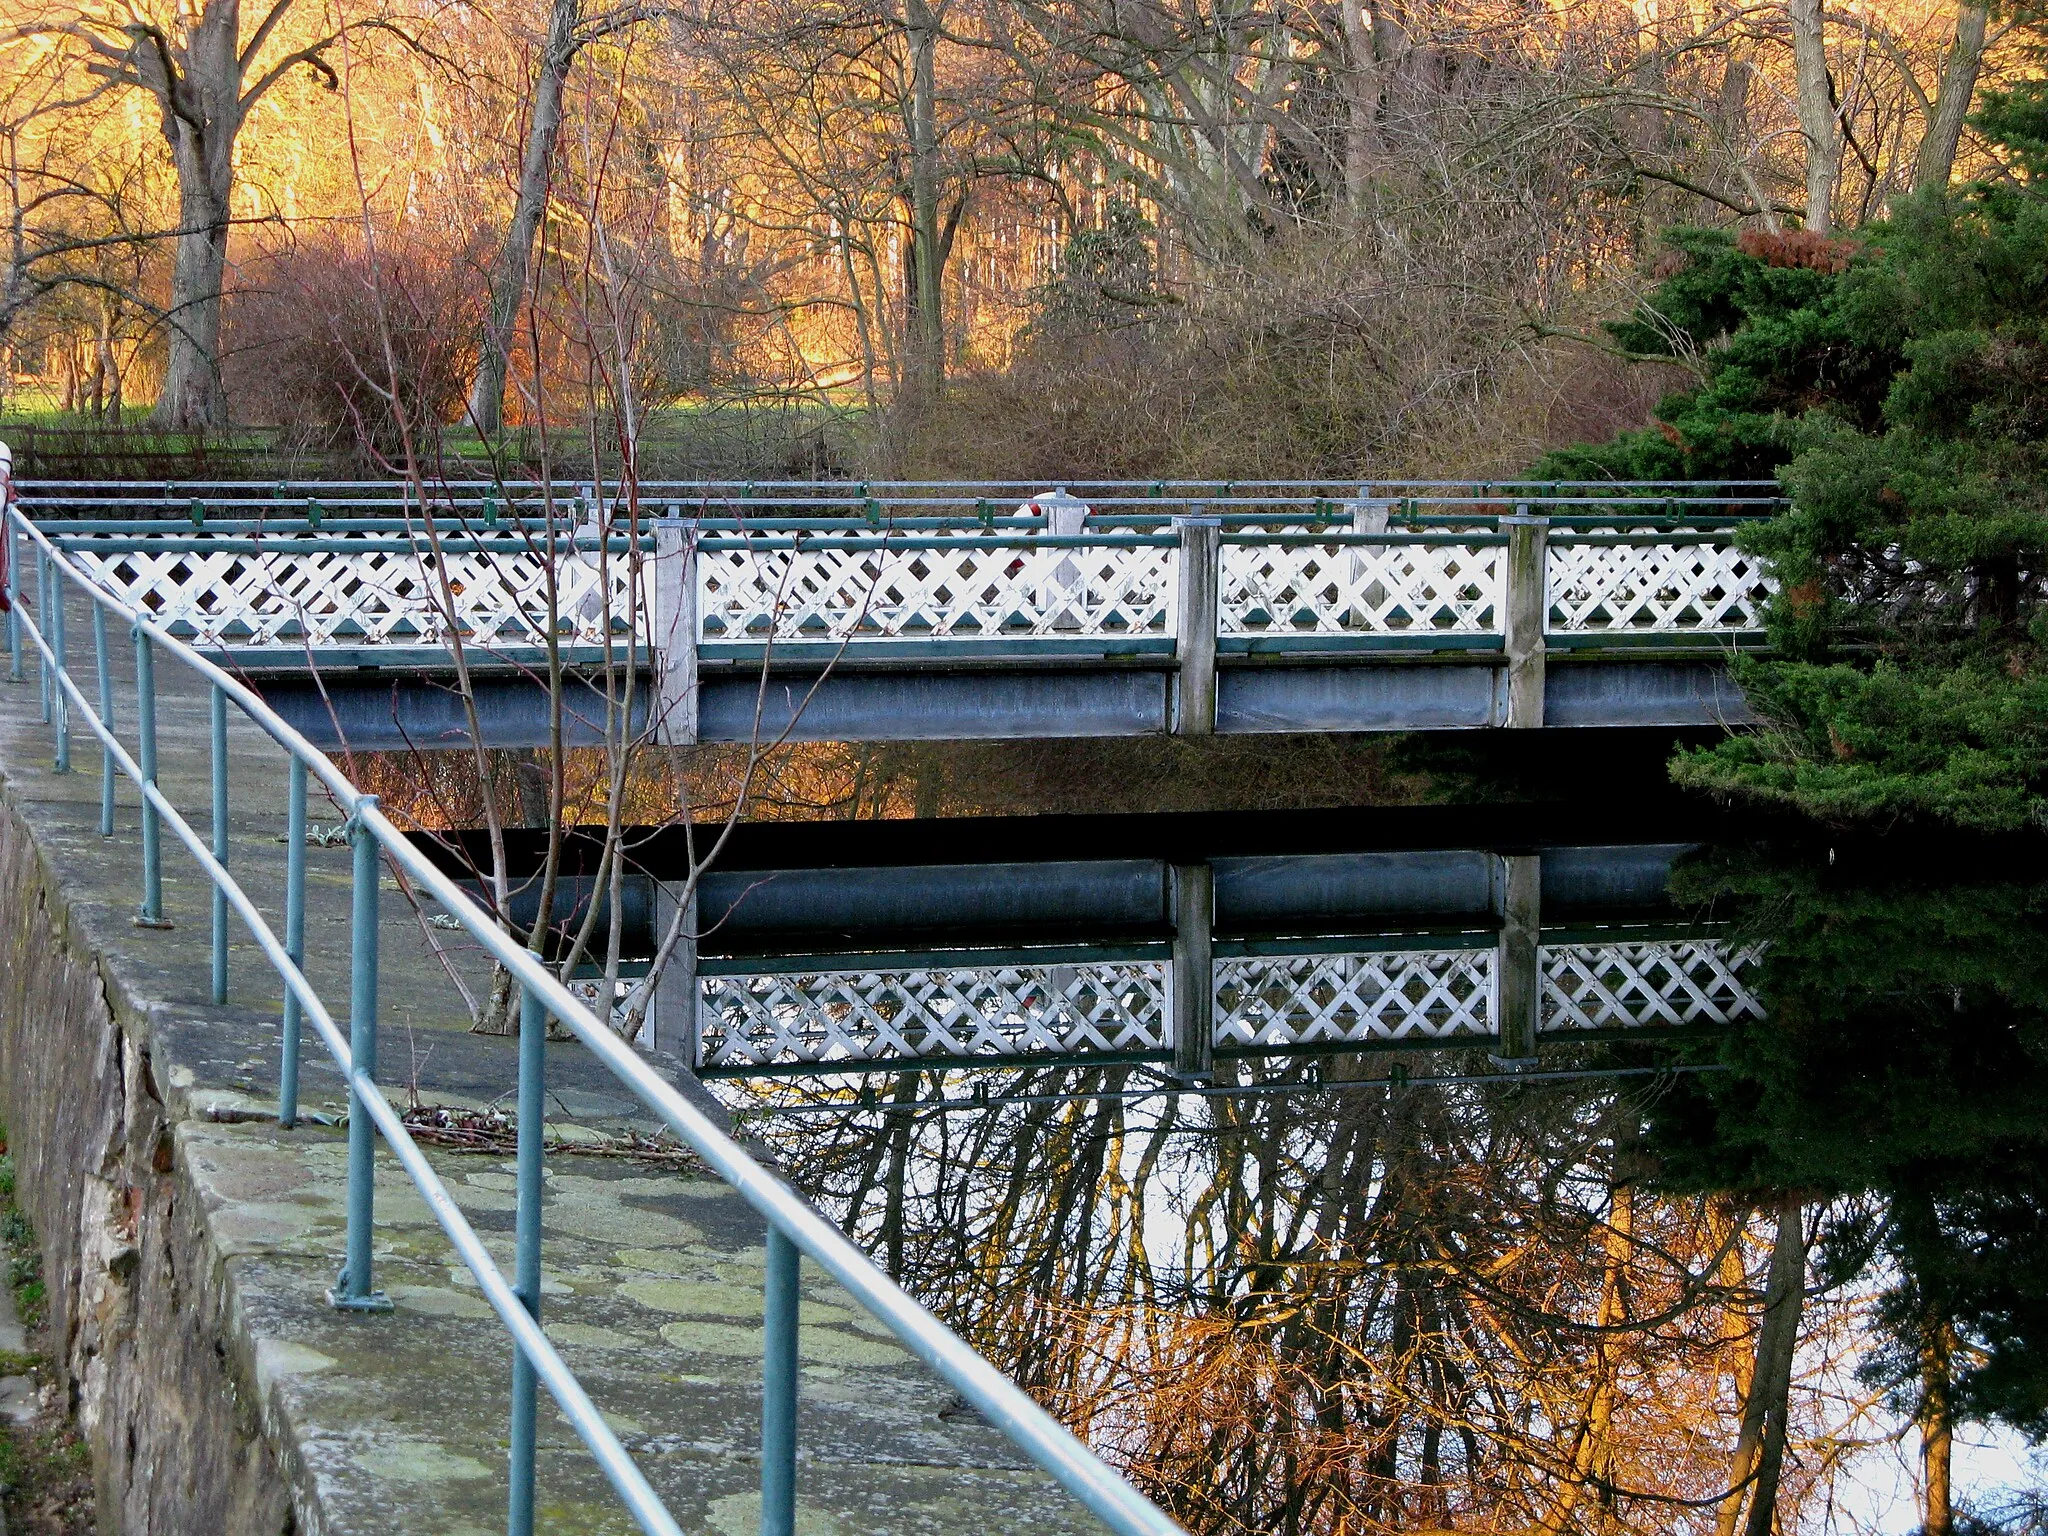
244 654 1754 751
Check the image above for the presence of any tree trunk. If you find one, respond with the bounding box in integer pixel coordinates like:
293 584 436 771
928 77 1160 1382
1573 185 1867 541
469 0 580 438
152 0 243 429
901 0 945 400
1913 1 1990 192
1920 1320 1956 1536
1718 1191 1808 1536
1787 0 1840 232
1336 0 1378 231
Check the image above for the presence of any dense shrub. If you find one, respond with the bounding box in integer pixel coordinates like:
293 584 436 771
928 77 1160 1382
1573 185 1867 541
225 228 484 466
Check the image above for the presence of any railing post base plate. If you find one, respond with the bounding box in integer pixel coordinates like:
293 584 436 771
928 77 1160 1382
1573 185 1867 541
327 1285 395 1314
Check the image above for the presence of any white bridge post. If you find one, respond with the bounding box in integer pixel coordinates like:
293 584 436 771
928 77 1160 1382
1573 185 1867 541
1502 506 1548 728
1491 853 1541 1068
1173 514 1220 735
651 515 699 746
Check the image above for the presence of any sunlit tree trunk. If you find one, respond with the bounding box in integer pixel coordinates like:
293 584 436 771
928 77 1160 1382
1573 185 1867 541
1920 1320 1956 1536
1787 0 1841 232
900 0 946 399
150 0 244 428
1717 1191 1808 1536
1336 0 1378 232
470 0 580 437
1913 1 1990 192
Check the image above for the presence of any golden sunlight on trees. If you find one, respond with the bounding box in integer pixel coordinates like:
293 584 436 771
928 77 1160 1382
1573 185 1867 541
0 0 2030 468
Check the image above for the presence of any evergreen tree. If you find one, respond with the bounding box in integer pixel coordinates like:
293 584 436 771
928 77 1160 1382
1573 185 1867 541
1540 87 2048 830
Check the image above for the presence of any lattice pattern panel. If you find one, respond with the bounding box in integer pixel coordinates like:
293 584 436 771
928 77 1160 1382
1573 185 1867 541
697 962 1168 1068
697 543 1175 643
1214 951 1495 1047
69 541 636 649
1219 542 1502 635
1541 941 1766 1030
1546 540 1772 633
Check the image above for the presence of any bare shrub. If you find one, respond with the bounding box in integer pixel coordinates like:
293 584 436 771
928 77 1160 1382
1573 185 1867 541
225 227 484 465
879 233 1658 482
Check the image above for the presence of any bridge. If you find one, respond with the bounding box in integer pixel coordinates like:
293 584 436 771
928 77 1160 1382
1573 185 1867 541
12 478 1779 746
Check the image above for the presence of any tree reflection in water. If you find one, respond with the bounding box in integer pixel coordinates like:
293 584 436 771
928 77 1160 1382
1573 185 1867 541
719 844 2048 1535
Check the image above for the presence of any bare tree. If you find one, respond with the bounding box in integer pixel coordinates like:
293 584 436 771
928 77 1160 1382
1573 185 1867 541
16 0 379 425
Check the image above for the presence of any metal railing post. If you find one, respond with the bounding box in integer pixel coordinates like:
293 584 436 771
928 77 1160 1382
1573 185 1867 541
5 514 20 682
1502 508 1548 729
508 982 547 1536
36 551 50 723
94 603 114 836
49 562 67 772
210 684 229 1001
133 626 169 928
761 1227 800 1536
1172 513 1220 736
279 757 307 1126
330 798 392 1313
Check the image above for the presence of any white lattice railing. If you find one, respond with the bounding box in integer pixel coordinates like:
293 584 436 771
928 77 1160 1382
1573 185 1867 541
66 540 637 650
699 941 1764 1067
43 527 1775 655
1219 542 1502 637
1546 539 1772 634
697 542 1176 645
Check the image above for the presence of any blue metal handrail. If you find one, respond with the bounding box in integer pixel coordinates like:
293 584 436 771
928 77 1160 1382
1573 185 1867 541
1 502 1181 1536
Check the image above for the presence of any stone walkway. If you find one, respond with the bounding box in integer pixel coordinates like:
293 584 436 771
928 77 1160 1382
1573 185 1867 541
0 596 1102 1534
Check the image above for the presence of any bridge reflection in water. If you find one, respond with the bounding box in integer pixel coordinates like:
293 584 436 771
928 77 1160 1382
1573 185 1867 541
671 825 1763 1078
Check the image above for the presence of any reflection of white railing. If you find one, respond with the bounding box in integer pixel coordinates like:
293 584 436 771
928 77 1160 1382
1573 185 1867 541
698 941 1766 1068
1546 539 1771 635
1541 940 1767 1029
699 964 1168 1068
1216 951 1495 1046
1219 542 1502 638
696 542 1176 646
67 539 635 650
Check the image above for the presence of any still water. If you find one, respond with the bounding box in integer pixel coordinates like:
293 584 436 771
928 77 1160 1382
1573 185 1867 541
399 737 2048 1534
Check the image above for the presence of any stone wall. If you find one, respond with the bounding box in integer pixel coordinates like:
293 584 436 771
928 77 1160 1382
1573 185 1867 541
0 796 290 1534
